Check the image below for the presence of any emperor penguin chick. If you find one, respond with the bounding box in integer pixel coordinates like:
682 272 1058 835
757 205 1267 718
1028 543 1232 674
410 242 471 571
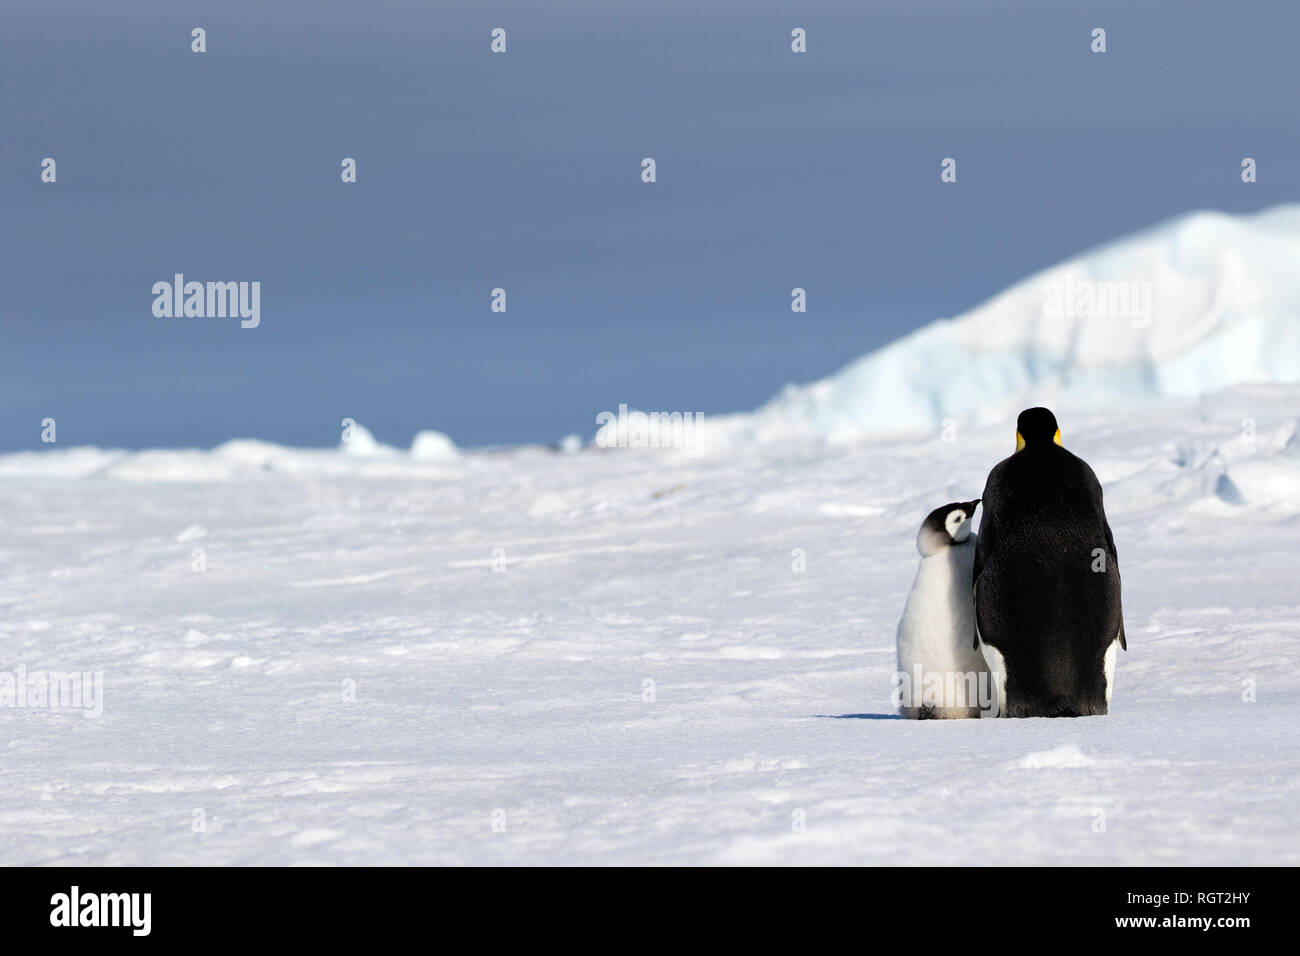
895 500 989 718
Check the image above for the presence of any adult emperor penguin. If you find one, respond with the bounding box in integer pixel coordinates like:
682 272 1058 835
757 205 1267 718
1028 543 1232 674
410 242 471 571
896 500 988 718
973 408 1126 718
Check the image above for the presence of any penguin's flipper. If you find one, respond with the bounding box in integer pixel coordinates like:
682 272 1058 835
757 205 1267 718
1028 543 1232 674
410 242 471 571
1105 518 1126 650
971 517 986 653
971 474 995 651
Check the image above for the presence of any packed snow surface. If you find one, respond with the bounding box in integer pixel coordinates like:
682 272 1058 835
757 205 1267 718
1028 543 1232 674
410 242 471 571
2 385 1298 864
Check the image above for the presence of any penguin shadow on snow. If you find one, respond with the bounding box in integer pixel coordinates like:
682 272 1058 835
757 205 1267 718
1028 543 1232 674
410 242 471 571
815 713 904 720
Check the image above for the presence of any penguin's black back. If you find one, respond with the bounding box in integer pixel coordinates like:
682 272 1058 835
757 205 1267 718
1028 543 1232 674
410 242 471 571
975 443 1123 717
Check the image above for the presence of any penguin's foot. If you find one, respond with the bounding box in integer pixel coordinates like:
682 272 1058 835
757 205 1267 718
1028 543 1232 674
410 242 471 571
919 705 982 719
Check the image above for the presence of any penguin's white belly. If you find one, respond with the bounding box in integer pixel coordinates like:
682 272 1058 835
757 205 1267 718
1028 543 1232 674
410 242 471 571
896 543 989 718
979 638 1007 718
1104 639 1118 706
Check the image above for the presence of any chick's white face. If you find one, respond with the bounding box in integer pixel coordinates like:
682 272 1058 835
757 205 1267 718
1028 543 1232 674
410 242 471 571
944 508 972 543
916 500 979 556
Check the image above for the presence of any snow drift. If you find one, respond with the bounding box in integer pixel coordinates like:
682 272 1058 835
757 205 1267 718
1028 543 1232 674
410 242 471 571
718 204 1300 442
0 427 460 481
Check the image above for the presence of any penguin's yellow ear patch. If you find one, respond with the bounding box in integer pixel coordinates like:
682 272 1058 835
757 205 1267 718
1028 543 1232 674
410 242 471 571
1015 431 1026 452
1053 428 1062 446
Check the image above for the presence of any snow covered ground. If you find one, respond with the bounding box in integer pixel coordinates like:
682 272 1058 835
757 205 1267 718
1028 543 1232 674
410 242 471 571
2 383 1299 865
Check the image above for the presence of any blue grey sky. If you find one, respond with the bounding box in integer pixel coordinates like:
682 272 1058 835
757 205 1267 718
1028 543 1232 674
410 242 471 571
2 0 1297 451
